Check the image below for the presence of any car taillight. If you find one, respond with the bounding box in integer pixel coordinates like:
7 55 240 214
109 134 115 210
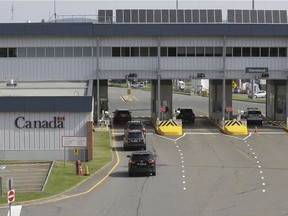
129 160 136 164
147 159 154 164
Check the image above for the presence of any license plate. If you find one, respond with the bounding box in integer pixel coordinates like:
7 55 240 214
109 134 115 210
138 162 146 166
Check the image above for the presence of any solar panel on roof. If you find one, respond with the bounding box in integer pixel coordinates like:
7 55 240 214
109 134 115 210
272 10 280 23
200 10 207 22
257 10 264 23
243 10 250 23
147 10 154 22
207 10 214 23
116 10 123 23
124 10 131 23
250 10 257 23
132 10 138 23
265 10 272 23
162 10 169 23
155 10 161 23
215 10 222 22
235 10 242 23
280 10 287 23
185 10 192 23
170 10 177 23
227 10 234 23
139 10 146 23
177 10 184 22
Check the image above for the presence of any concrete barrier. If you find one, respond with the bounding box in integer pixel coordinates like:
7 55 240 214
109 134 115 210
156 119 182 136
222 120 248 135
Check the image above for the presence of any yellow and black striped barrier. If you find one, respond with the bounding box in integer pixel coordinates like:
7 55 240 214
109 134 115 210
223 120 248 135
156 119 182 136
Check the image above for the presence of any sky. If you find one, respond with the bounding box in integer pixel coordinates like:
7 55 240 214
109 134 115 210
0 0 288 23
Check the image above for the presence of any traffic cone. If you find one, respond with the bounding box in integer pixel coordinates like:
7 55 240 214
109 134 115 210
84 165 90 176
254 126 258 133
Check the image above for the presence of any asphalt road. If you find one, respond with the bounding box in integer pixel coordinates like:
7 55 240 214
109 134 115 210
2 87 288 216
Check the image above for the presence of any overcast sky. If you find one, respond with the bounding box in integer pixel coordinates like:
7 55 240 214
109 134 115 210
0 0 287 23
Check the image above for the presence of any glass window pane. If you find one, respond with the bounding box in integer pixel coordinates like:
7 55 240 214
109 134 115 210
93 47 98 57
214 47 223 57
196 47 204 57
270 47 278 57
102 47 111 57
55 47 64 57
233 47 241 57
168 47 176 56
177 47 186 57
18 48 26 57
36 47 45 57
149 47 157 56
74 47 82 57
205 47 213 57
64 47 73 57
121 47 130 57
187 47 195 57
112 47 120 57
27 48 36 57
251 47 260 57
261 47 269 57
160 47 167 56
46 47 54 57
279 47 286 57
140 47 148 56
9 48 17 57
0 48 7 57
226 47 232 57
242 47 250 57
131 47 139 57
83 47 92 57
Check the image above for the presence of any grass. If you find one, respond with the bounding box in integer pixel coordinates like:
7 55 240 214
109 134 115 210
0 131 112 205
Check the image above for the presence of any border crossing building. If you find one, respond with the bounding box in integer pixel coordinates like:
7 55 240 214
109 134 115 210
0 9 288 160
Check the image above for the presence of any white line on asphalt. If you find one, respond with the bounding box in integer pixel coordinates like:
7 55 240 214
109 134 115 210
7 205 22 216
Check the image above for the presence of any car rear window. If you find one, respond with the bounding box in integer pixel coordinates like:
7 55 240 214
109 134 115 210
181 109 192 113
128 132 143 138
248 111 261 114
132 154 151 160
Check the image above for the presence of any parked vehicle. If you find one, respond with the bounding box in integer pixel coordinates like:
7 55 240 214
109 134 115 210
123 129 146 150
242 108 263 125
124 121 146 136
112 109 132 124
131 82 145 88
175 108 195 123
127 151 156 176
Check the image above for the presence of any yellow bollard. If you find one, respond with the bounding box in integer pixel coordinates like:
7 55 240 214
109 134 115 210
84 165 90 176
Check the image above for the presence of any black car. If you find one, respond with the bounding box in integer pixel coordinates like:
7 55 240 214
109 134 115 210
124 121 146 136
175 108 195 123
112 109 132 124
242 108 263 125
123 130 146 150
127 151 156 176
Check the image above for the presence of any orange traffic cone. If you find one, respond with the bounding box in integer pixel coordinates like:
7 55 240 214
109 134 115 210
254 126 258 133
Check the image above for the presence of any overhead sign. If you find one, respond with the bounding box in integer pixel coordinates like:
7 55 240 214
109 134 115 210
245 67 268 73
62 136 87 147
7 190 15 204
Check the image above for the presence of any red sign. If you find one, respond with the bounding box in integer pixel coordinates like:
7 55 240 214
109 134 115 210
8 190 15 204
226 106 232 113
160 106 166 113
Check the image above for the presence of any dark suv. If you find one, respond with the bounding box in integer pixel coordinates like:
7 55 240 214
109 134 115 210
242 108 263 125
127 151 156 176
124 121 146 136
123 130 146 150
175 108 195 123
112 109 132 124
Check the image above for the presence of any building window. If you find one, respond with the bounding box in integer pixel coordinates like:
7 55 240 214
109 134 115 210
121 47 130 57
149 47 157 56
0 48 7 57
160 47 167 56
27 47 36 57
64 47 73 57
83 47 92 57
251 47 260 57
187 47 195 57
55 47 64 57
74 47 82 57
18 48 26 57
242 47 250 57
9 48 17 57
270 47 278 57
196 47 204 57
205 47 213 57
279 47 287 57
226 47 232 57
214 47 223 57
261 47 269 57
36 47 45 57
233 47 241 57
46 47 54 57
177 47 186 57
168 47 176 56
112 47 120 57
131 47 139 57
140 47 148 56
